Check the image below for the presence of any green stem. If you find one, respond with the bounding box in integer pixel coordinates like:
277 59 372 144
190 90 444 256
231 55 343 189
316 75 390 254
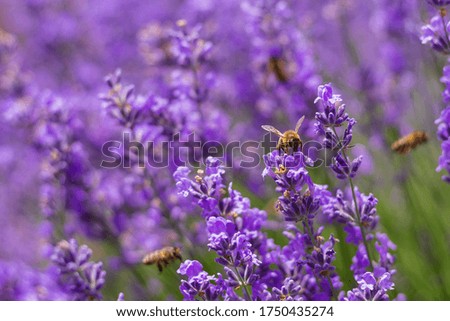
235 267 252 300
348 177 374 270
331 127 374 271
191 62 206 121
297 219 337 299
302 219 316 247
441 11 450 54
326 275 337 301
106 234 150 289
230 258 252 300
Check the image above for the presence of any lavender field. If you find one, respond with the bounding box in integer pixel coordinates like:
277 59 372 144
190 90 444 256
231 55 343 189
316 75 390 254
0 0 450 301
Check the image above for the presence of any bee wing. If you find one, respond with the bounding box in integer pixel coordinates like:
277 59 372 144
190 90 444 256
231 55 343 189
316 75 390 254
295 115 306 133
261 125 283 137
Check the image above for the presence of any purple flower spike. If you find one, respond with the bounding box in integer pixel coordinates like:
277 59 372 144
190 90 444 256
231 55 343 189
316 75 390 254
170 22 213 68
51 239 106 300
428 0 450 7
315 84 361 181
177 259 232 301
314 83 398 298
340 272 394 301
314 83 349 129
434 64 450 182
177 260 204 278
421 15 450 54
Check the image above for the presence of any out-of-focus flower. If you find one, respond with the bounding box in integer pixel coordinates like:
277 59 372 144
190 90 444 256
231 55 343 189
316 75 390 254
437 140 450 182
435 63 450 182
241 0 320 125
421 3 450 183
51 239 106 300
0 0 424 302
428 0 450 7
0 260 66 300
421 15 450 54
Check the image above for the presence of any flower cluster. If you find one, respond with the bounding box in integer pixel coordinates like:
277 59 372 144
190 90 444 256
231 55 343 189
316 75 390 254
340 271 394 301
314 83 398 300
1 0 448 302
436 66 450 182
175 157 271 300
176 155 343 300
314 84 362 180
421 14 450 54
241 0 319 124
177 260 227 301
0 260 66 300
51 239 106 300
422 3 450 182
428 1 450 8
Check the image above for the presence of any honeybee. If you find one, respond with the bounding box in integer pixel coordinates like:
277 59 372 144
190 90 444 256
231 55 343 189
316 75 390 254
391 131 428 155
268 56 289 83
142 246 182 272
262 116 305 154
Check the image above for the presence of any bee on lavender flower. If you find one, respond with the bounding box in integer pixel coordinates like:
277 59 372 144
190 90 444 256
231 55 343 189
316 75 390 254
262 116 305 154
142 246 182 272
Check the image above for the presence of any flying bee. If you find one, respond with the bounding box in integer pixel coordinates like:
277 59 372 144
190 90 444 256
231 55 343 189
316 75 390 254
262 116 305 154
142 246 182 272
391 131 428 155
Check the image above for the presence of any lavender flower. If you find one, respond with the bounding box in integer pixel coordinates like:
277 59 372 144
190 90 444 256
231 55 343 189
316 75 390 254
437 140 450 182
421 14 450 54
434 64 450 182
51 239 106 300
99 68 208 266
421 3 450 183
272 278 303 301
428 0 450 7
175 158 271 300
241 0 320 124
262 151 342 299
176 156 344 300
170 21 213 69
314 83 397 299
315 84 362 180
0 260 66 300
178 260 226 301
0 0 445 302
340 271 394 301
277 227 341 300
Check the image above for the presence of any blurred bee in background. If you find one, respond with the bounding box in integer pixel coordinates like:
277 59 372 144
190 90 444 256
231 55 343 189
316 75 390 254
262 116 305 154
268 56 289 83
391 131 428 155
142 246 182 272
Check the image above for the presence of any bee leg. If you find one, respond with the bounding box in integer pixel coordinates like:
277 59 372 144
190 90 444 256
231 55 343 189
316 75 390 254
157 262 163 272
277 139 284 155
175 253 182 261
